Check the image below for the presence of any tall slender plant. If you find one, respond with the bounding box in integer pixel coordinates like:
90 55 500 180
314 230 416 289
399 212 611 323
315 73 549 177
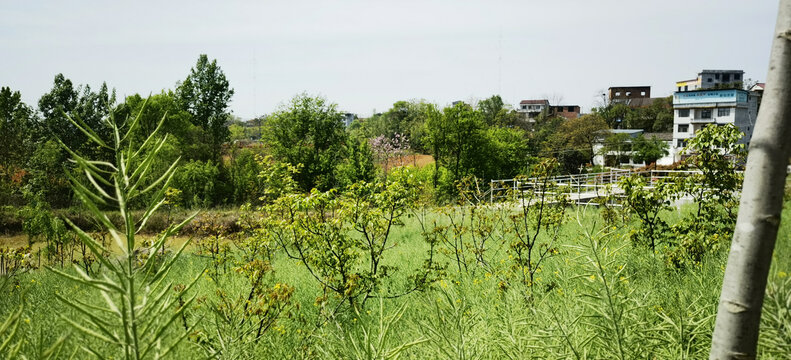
50 100 200 359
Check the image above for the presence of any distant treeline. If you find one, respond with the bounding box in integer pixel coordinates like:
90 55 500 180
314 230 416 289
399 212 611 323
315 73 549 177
0 54 674 212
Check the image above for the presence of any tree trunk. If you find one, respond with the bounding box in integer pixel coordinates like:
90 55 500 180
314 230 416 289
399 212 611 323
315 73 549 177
710 1 791 358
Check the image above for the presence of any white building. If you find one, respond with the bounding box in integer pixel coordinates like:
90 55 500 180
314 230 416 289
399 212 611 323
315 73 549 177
342 113 356 127
671 89 759 161
516 99 549 122
593 129 674 168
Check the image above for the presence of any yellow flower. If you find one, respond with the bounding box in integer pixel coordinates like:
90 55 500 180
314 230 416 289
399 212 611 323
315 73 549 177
779 271 788 278
588 275 596 281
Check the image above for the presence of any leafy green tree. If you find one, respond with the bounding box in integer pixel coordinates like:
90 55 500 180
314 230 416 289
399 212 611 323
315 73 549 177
631 134 669 165
547 114 609 171
176 54 235 160
600 133 632 166
25 140 72 207
477 95 505 126
229 122 247 142
38 74 115 160
264 94 347 191
0 87 35 170
479 126 529 180
477 95 523 128
32 75 116 207
0 87 36 205
595 97 673 132
336 137 376 188
595 103 631 129
227 148 262 204
354 100 431 154
171 160 221 208
425 102 486 186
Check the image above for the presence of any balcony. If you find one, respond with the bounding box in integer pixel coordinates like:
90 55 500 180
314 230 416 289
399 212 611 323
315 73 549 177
690 117 715 123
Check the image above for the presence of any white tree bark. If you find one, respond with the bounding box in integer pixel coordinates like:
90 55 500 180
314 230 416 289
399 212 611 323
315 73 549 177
710 1 791 358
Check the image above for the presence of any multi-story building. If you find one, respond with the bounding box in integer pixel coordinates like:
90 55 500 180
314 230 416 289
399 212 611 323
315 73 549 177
549 105 581 119
517 99 549 121
608 86 651 104
675 70 745 92
671 88 759 161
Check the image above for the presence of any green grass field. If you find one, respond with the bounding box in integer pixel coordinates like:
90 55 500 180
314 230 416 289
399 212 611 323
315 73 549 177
2 202 791 359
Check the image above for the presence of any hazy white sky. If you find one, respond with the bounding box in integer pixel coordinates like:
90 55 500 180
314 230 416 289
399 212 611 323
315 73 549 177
0 0 780 119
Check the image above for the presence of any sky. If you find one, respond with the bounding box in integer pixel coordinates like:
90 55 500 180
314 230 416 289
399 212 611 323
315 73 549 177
0 0 780 119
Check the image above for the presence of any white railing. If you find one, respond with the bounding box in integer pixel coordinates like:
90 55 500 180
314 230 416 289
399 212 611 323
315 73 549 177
488 168 711 204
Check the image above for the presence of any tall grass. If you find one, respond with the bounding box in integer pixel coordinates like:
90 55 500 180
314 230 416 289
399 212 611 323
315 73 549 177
2 198 791 358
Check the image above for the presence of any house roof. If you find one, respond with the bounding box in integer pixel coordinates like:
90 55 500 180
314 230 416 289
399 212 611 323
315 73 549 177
519 99 549 105
608 86 651 90
609 129 643 135
699 69 744 74
643 132 673 141
626 98 656 107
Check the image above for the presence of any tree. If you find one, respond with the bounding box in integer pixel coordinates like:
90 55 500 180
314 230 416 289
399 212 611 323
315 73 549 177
34 74 115 207
595 103 631 129
477 95 504 125
594 97 673 132
479 126 529 180
0 87 36 205
424 102 487 186
710 2 791 357
176 54 235 160
335 137 376 188
600 133 632 166
38 74 115 159
631 134 669 165
548 114 609 170
115 92 212 162
264 94 347 191
355 100 431 153
0 87 35 171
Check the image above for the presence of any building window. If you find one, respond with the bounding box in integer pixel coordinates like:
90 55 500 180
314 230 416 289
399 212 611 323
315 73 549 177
718 108 731 117
723 74 731 82
684 85 689 91
626 92 631 96
640 91 646 96
677 87 681 92
715 74 720 80
734 73 741 80
568 106 575 112
707 78 713 82
678 124 689 132
678 109 690 117
701 109 712 119
677 139 687 148
615 92 621 97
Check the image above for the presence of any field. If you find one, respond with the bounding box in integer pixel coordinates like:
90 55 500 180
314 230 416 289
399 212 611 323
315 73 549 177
2 200 791 359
